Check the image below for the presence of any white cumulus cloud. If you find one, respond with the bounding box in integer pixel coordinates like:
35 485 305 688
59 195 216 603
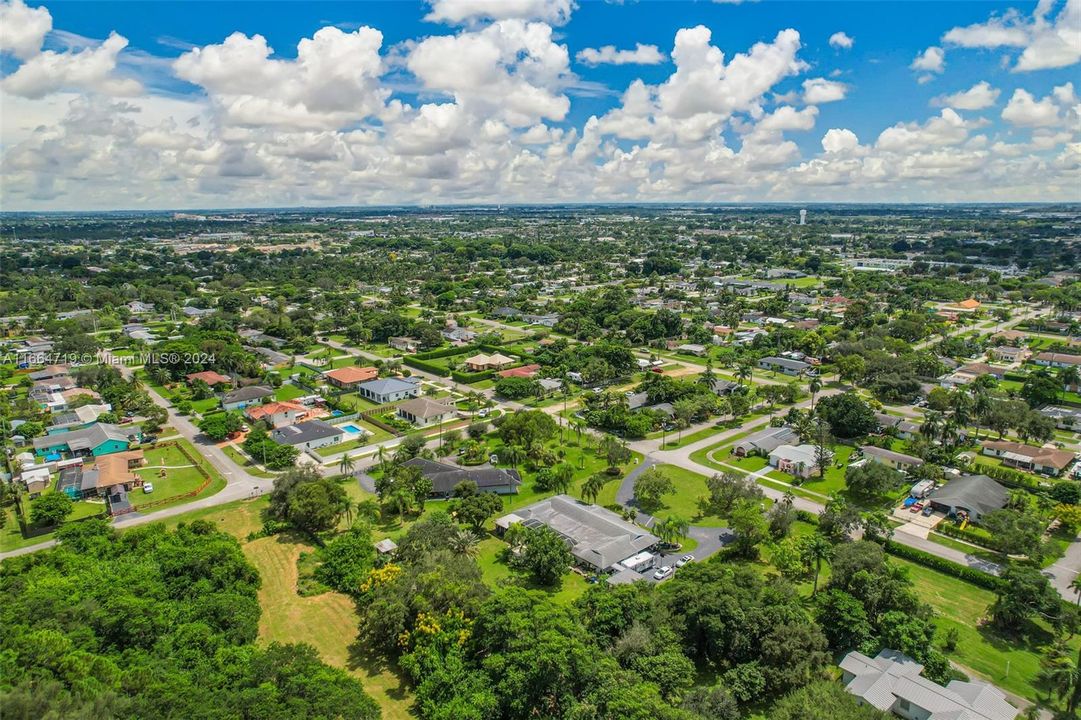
943 0 1081 72
828 31 854 49
802 77 847 104
424 0 574 25
0 0 52 60
933 81 1001 110
576 43 665 67
911 46 945 73
2 31 141 98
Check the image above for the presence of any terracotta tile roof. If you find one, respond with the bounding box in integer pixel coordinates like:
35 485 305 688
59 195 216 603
323 366 379 384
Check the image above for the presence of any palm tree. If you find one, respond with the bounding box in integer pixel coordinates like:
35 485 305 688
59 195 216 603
802 533 833 595
388 486 413 522
501 444 525 475
376 445 388 473
699 360 716 389
355 499 382 523
552 463 575 494
808 376 822 410
736 363 752 387
581 473 607 504
449 529 480 557
339 453 355 476
1062 366 1081 399
1071 575 1081 606
666 515 690 545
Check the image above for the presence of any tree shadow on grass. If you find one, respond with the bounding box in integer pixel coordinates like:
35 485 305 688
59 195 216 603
345 639 413 704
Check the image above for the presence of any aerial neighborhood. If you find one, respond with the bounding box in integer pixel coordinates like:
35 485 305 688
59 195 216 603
1 205 1079 719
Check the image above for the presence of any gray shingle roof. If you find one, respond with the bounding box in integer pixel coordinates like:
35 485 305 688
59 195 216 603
33 423 134 452
271 419 342 446
357 377 418 395
223 385 274 404
927 474 1009 519
504 494 659 571
402 458 520 495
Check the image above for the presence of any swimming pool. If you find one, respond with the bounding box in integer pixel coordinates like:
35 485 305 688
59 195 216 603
341 424 362 434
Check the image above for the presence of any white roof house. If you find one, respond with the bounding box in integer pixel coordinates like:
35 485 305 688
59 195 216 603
499 495 659 572
840 649 1018 720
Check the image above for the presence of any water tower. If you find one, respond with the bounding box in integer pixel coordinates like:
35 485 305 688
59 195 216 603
799 209 807 226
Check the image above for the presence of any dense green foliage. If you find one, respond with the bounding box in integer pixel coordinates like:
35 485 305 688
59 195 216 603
0 520 379 719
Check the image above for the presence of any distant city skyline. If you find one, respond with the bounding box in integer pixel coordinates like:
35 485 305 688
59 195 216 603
0 0 1079 210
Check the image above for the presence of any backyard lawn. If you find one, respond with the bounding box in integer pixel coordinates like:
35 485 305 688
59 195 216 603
895 557 1067 706
129 440 227 511
274 383 307 401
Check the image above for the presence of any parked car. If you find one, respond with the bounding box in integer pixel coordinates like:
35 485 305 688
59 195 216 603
143 482 154 494
652 566 674 580
909 502 924 513
921 505 934 517
676 555 695 567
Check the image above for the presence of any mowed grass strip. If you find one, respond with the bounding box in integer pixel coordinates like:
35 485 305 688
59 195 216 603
243 534 417 720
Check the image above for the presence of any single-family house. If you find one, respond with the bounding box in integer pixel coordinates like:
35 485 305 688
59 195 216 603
497 495 659 573
988 345 1029 363
496 363 541 379
187 370 232 387
271 419 344 451
127 301 155 314
245 401 308 428
958 362 1007 380
981 440 1075 476
402 457 521 497
758 356 811 376
1041 405 1081 430
443 327 477 344
463 353 515 372
538 377 563 394
221 385 275 411
841 649 1018 720
676 343 708 356
1034 352 1081 369
33 423 141 458
874 413 920 440
733 425 799 457
357 376 421 404
710 379 740 396
20 466 52 497
396 397 457 427
49 404 112 433
28 365 70 382
322 365 379 389
860 445 924 472
769 444 825 478
927 474 1009 521
388 336 419 353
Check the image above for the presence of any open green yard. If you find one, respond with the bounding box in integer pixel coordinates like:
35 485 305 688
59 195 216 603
274 383 307 401
132 441 227 510
895 557 1068 705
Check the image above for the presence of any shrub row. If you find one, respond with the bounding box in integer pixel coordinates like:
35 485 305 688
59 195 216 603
935 522 1001 551
451 369 494 384
870 535 1006 592
403 357 451 377
968 460 1045 490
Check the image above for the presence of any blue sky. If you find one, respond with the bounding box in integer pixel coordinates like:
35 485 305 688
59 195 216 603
1 0 1078 209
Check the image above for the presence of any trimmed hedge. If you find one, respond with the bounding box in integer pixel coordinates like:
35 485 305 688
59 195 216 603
935 522 1001 552
403 357 450 377
870 535 1005 591
795 509 820 525
451 369 494 384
